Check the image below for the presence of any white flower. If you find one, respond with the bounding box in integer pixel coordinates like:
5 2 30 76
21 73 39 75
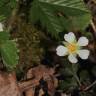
0 23 3 31
56 32 90 63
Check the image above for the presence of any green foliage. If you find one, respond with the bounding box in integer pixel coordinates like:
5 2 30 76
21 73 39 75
0 32 18 70
59 77 78 90
0 15 5 21
0 0 94 95
0 31 10 42
60 62 79 76
80 70 90 82
1 41 18 70
0 0 18 70
92 66 96 77
29 0 91 38
0 0 17 19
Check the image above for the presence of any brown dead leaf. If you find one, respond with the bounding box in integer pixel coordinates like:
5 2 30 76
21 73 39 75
38 89 44 96
25 68 35 96
0 71 21 96
23 65 58 96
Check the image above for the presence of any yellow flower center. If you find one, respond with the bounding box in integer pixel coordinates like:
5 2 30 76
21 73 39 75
67 43 77 53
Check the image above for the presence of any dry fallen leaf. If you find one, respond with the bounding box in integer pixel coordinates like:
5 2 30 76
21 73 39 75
25 65 58 96
0 65 58 96
38 89 44 96
0 72 21 96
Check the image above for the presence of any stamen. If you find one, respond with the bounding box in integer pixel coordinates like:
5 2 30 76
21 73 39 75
67 43 77 53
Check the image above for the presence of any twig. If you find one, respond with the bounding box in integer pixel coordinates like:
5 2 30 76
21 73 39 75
90 20 96 33
73 74 81 86
18 79 39 92
25 69 35 96
84 80 96 91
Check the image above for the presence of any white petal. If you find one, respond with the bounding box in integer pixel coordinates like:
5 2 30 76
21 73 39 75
77 37 89 46
64 32 76 43
77 49 90 59
0 23 3 31
56 45 68 56
68 54 78 63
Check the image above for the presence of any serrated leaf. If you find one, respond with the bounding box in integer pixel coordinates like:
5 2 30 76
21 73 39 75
0 40 18 70
30 0 64 38
30 0 91 38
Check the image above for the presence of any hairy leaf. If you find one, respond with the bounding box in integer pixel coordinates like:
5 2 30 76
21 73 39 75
30 0 64 37
29 0 91 38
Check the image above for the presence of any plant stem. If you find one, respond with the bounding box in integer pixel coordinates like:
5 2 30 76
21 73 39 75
72 64 81 87
90 20 96 33
73 73 81 86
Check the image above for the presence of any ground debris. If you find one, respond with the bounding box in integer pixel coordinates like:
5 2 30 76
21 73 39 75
0 72 21 96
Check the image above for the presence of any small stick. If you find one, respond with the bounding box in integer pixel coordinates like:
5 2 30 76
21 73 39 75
84 80 96 91
18 79 39 92
90 20 96 33
25 69 35 96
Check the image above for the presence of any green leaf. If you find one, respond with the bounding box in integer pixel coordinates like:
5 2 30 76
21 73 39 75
61 67 73 76
79 70 90 84
0 31 10 42
0 40 19 70
29 0 91 38
59 77 78 90
0 0 17 19
68 14 91 31
30 0 64 38
0 15 6 21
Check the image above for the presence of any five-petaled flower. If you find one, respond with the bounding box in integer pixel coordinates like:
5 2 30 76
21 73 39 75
56 32 90 63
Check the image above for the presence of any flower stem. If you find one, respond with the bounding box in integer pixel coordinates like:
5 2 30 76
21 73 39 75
72 64 81 87
73 73 81 87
